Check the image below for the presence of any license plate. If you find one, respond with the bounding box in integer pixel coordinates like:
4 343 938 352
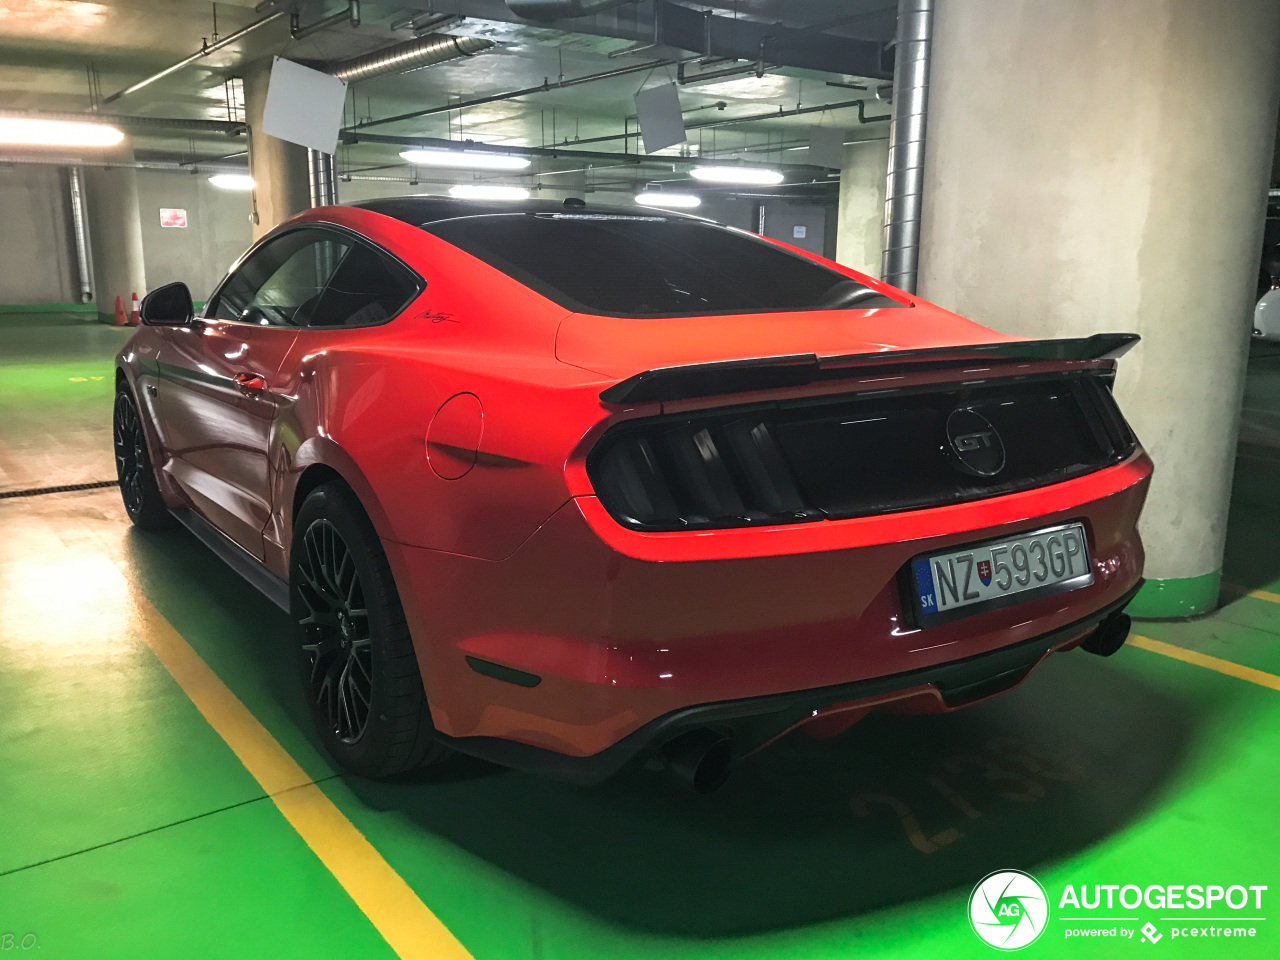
910 522 1093 622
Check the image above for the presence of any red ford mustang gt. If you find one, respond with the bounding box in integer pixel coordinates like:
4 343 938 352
114 197 1150 792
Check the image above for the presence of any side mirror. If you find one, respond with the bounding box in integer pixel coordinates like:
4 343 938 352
140 282 194 326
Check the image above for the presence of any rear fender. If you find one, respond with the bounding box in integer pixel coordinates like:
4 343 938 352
280 436 395 565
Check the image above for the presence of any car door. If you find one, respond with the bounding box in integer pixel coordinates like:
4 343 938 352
158 227 354 558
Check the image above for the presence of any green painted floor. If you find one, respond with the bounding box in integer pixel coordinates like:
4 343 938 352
1 313 1278 958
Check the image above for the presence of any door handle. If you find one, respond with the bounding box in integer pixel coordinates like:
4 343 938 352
233 372 267 394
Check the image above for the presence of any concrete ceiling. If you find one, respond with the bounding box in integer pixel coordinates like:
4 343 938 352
0 0 896 196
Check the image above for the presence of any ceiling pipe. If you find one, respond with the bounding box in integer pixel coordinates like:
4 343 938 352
389 12 465 34
101 11 286 105
331 33 494 82
561 98 889 150
0 155 245 173
343 131 826 172
506 0 635 20
179 149 248 166
881 0 933 293
345 131 663 166
66 167 95 304
347 56 688 131
350 82 883 146
291 0 360 42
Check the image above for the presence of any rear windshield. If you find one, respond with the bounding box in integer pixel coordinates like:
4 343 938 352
421 213 902 318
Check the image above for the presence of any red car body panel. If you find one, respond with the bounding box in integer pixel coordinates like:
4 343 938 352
117 201 1151 775
388 454 1147 756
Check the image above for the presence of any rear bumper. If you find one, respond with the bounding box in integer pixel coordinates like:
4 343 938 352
382 452 1151 768
432 581 1141 785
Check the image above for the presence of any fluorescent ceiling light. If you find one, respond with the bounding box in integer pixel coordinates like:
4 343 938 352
690 165 784 185
636 191 701 209
400 148 530 170
0 116 124 148
208 173 255 191
448 184 530 200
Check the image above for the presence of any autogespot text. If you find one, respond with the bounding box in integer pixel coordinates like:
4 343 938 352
1058 883 1267 944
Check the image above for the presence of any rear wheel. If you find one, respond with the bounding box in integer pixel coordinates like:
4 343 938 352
112 387 174 530
291 482 451 777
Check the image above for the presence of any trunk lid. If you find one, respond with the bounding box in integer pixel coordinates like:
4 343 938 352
554 301 1014 380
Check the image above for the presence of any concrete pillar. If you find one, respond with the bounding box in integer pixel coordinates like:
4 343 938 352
243 59 310 241
84 147 146 324
918 0 1280 617
835 138 890 278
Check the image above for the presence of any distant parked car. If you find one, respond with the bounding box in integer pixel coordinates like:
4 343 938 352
114 197 1150 793
1253 200 1280 340
1255 287 1280 341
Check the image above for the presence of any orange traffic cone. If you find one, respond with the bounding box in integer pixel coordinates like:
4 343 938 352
129 292 141 326
113 296 128 326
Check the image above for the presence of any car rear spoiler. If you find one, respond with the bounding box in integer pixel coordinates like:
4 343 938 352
598 333 1140 404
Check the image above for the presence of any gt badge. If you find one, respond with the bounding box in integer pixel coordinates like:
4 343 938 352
946 408 1006 477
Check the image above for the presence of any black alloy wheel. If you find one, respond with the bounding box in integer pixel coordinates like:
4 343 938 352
290 482 450 777
296 519 374 744
112 387 174 529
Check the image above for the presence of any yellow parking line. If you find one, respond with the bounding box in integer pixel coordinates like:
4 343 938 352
1221 582 1280 605
128 586 473 960
1128 634 1280 692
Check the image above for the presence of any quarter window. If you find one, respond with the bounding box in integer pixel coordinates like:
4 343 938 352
306 242 421 328
210 229 352 326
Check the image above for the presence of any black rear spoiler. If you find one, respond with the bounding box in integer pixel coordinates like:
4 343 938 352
598 333 1139 404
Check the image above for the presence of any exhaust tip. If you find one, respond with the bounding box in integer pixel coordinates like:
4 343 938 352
665 729 735 794
1082 612 1131 657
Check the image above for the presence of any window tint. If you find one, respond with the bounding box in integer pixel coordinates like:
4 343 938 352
422 213 896 317
307 242 421 327
211 229 352 326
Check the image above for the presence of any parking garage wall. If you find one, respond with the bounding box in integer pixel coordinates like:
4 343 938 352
135 172 252 304
0 165 79 309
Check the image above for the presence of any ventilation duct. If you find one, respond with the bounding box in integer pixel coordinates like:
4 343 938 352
506 0 634 21
67 167 94 304
308 149 337 207
881 0 933 293
331 33 493 82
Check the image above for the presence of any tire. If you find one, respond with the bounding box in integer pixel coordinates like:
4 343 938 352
291 481 451 778
113 386 175 530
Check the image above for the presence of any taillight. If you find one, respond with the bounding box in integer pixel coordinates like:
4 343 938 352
587 371 1138 533
589 416 821 530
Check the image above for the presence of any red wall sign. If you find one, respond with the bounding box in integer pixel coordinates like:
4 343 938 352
159 208 188 228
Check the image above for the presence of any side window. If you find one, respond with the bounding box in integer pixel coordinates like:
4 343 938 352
210 229 352 326
306 242 422 328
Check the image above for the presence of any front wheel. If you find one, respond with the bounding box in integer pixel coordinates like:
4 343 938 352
291 482 451 778
113 387 174 530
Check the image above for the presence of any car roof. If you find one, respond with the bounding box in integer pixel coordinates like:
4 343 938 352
347 195 711 227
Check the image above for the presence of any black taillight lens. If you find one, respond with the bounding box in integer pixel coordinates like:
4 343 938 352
589 417 820 530
587 372 1138 532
